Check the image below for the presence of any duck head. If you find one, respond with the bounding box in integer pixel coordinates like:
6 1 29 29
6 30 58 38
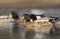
10 11 19 20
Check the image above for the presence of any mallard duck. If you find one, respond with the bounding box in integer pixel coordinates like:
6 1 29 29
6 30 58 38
0 11 21 24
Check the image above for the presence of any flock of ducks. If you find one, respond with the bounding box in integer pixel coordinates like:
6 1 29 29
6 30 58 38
0 11 60 33
0 11 59 24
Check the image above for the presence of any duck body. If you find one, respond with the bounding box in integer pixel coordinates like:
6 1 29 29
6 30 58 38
0 15 15 24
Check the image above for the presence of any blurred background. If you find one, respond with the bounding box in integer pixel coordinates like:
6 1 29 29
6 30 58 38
0 0 60 16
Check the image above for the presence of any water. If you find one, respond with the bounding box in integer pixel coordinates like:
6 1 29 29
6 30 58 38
0 8 60 39
0 22 60 39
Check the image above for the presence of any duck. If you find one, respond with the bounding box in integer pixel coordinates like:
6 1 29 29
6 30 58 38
0 11 21 24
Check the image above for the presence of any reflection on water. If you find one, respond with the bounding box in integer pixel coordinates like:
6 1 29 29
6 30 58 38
0 22 13 39
13 24 25 39
25 30 35 39
0 22 60 39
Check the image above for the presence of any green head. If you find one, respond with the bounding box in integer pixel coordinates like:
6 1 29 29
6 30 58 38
10 11 19 20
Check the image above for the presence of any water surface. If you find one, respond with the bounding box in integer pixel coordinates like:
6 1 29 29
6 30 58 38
0 8 60 39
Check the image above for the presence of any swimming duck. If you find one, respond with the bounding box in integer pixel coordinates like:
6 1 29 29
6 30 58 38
0 11 20 24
